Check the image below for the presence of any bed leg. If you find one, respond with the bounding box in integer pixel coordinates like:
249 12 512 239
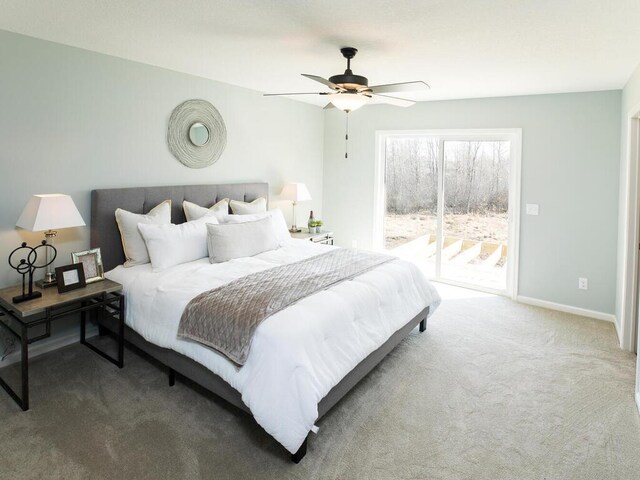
169 368 176 387
419 318 427 333
291 437 308 463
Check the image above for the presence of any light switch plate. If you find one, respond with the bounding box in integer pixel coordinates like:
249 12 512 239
526 204 539 215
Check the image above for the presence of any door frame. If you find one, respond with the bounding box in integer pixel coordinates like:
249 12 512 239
619 102 640 355
373 128 522 299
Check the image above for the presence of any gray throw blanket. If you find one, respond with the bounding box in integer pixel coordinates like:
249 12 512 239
177 248 395 365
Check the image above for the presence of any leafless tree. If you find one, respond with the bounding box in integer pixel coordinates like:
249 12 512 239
385 138 509 215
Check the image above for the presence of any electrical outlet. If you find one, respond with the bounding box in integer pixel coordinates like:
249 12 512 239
526 204 539 215
578 278 588 290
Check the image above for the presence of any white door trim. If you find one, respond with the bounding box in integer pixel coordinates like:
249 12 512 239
435 137 445 278
619 102 640 353
373 128 522 299
617 102 640 414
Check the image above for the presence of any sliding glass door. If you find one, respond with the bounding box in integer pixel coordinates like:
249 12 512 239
379 130 520 296
384 136 439 278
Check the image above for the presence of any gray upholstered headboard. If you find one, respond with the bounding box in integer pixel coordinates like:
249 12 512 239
91 183 269 272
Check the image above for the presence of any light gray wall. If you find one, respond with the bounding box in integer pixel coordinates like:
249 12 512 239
323 91 621 315
0 30 324 291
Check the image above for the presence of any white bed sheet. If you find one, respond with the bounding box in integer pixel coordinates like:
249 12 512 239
106 240 441 453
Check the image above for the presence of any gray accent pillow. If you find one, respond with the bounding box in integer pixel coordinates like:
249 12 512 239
206 216 279 263
225 209 291 245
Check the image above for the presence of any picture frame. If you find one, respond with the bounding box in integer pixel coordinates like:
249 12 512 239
71 248 104 284
55 263 86 294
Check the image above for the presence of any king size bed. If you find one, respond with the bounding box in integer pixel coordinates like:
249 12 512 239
90 182 441 462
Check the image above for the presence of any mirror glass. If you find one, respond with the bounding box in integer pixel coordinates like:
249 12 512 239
189 122 210 146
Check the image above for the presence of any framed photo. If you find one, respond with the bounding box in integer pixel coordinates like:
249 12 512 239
71 248 104 284
55 263 86 293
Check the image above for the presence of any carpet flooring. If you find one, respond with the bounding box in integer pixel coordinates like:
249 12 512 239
1 284 639 480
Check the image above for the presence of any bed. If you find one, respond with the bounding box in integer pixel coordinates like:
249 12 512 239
90 182 441 462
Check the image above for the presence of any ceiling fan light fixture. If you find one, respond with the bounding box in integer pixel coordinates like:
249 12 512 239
328 93 369 112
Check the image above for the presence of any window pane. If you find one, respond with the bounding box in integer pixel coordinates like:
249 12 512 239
384 137 439 278
440 141 510 290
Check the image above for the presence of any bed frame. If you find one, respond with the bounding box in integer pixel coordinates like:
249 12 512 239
90 182 429 463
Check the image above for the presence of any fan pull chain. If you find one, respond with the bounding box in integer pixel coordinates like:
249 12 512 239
345 111 349 159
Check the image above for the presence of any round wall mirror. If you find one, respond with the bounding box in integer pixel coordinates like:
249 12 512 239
189 122 210 146
168 99 227 168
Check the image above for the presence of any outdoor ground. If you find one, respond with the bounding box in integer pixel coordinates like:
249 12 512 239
384 210 508 250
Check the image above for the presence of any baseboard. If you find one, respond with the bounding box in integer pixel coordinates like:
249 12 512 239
1 326 97 367
516 295 616 323
613 318 623 348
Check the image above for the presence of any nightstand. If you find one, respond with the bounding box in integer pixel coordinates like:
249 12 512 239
291 230 334 245
0 279 124 411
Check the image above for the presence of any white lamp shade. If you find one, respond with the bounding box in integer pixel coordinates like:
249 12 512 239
280 183 312 202
16 194 86 232
328 93 370 112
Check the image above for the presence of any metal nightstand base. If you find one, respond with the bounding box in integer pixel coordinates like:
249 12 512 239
0 321 28 411
80 294 125 369
0 290 125 411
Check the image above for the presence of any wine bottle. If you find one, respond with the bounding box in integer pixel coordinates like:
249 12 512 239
308 211 315 231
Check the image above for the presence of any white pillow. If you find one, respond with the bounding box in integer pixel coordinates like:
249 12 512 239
183 198 229 222
115 200 171 267
229 197 267 215
138 215 219 271
206 216 279 263
225 209 291 245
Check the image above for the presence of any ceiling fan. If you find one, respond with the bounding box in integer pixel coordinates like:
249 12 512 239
264 47 430 112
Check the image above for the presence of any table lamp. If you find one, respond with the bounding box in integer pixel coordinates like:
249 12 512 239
16 194 86 287
280 183 312 233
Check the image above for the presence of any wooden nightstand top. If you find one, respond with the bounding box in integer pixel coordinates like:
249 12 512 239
291 230 334 241
0 279 122 319
291 230 334 246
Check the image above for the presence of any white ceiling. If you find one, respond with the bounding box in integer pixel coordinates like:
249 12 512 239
2 0 640 106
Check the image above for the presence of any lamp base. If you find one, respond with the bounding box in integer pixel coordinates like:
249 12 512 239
40 231 58 288
13 291 42 304
289 202 302 234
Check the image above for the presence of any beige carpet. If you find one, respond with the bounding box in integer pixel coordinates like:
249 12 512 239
1 284 639 480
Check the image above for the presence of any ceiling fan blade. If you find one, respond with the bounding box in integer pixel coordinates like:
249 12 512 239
371 93 416 107
323 102 335 110
369 81 430 95
263 92 329 96
302 74 344 91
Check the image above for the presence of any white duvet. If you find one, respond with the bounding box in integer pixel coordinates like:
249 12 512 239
106 240 440 453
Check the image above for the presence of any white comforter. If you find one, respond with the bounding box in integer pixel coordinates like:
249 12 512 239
106 240 440 453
